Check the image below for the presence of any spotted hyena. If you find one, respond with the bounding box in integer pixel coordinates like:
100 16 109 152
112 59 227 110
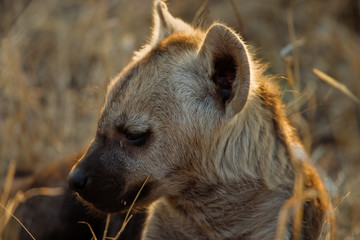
68 1 333 239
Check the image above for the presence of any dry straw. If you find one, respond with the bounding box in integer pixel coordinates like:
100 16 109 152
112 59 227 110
313 68 359 104
0 161 63 240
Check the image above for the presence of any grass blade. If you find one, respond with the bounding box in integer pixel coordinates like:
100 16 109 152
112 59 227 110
79 221 98 240
102 214 111 240
0 160 16 206
0 202 36 240
113 175 150 240
313 68 359 104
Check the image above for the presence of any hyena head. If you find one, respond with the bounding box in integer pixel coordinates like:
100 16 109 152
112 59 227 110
68 1 254 213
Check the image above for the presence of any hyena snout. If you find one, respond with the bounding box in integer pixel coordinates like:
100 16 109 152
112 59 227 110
68 160 122 213
67 143 144 213
67 148 101 196
68 167 89 193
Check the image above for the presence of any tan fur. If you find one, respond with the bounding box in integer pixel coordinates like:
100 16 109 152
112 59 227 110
68 1 333 239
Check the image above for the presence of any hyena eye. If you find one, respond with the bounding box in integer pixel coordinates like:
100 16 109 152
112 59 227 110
125 131 151 146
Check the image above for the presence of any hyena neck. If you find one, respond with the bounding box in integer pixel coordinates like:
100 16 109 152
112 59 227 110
210 78 297 189
145 179 291 240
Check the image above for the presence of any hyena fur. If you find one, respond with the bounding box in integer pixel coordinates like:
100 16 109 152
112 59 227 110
68 1 333 239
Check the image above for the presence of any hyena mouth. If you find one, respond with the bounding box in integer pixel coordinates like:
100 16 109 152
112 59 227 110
90 201 129 214
80 180 152 214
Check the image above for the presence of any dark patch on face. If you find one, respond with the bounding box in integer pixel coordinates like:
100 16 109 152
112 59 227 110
68 137 155 214
69 142 122 210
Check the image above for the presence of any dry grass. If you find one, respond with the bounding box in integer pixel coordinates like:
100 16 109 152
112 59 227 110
0 161 63 240
0 0 360 239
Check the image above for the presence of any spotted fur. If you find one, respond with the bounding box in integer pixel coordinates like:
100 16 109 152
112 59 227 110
68 1 333 239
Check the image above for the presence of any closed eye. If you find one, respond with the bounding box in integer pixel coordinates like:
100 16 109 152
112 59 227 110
125 131 151 146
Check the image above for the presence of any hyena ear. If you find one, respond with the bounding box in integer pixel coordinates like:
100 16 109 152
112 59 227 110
199 24 251 117
151 0 192 45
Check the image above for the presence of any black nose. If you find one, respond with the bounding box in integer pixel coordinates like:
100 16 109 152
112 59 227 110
68 169 88 193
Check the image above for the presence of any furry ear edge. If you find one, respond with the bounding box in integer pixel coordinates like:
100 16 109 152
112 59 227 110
151 0 192 45
199 23 251 117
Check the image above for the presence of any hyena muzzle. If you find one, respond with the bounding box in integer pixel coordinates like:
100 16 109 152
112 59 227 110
68 1 333 239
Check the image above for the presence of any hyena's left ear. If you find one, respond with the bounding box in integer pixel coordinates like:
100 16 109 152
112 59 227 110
199 23 251 118
151 0 192 45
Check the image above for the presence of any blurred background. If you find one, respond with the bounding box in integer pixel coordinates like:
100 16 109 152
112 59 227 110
0 0 359 238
